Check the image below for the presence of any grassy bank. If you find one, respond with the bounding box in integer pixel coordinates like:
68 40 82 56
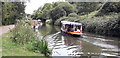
2 32 43 56
2 20 51 56
54 13 120 37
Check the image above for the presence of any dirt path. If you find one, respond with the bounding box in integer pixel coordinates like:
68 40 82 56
0 25 15 35
0 25 15 52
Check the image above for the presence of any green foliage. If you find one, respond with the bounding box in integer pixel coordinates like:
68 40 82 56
4 20 51 56
32 2 120 37
68 13 79 17
71 2 120 16
53 2 77 16
34 3 53 24
50 6 66 24
50 2 77 25
33 38 51 56
2 2 25 25
80 11 99 19
80 13 120 37
46 20 52 24
2 32 43 56
101 2 120 13
0 2 1 26
71 2 101 15
55 12 120 37
11 20 36 45
32 2 77 25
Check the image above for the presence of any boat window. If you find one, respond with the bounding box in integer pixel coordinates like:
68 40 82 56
65 24 68 29
61 21 82 32
74 25 81 32
77 25 81 29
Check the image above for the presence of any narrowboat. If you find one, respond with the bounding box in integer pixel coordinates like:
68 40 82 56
61 21 83 37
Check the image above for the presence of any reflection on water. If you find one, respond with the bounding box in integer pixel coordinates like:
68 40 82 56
38 24 119 57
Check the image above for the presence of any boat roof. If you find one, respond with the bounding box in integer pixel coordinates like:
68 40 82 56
61 21 82 25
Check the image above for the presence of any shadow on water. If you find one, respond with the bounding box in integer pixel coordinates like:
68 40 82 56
38 24 120 57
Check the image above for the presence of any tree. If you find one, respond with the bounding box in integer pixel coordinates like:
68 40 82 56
100 2 120 13
2 2 25 25
36 3 53 24
0 2 1 15
50 6 66 25
50 2 77 25
53 2 77 16
70 2 101 15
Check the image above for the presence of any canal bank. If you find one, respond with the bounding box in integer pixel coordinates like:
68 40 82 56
0 25 15 55
1 20 45 56
38 24 120 57
53 13 120 37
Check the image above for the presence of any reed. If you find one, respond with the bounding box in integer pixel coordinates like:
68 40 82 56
33 36 51 56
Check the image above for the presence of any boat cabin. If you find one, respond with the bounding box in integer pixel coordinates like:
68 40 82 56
61 21 83 37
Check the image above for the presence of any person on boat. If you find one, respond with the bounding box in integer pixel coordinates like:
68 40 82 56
61 25 65 31
74 26 80 32
71 25 76 32
67 25 72 32
71 25 74 31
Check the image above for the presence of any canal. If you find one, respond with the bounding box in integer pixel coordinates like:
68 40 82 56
38 24 120 57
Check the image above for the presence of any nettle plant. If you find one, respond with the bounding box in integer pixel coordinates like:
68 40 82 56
11 20 36 45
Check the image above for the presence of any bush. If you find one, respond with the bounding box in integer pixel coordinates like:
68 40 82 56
55 12 120 37
10 20 51 56
68 13 79 17
11 20 36 45
33 38 51 56
82 13 120 37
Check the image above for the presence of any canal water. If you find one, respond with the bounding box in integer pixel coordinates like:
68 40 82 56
38 24 120 57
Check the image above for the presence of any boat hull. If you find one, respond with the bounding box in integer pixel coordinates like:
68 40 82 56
61 30 83 37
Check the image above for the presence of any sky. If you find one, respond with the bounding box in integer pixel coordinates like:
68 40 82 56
25 0 65 14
